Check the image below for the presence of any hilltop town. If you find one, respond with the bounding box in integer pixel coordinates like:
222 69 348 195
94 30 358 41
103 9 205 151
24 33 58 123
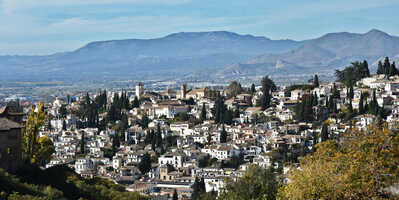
2 58 399 199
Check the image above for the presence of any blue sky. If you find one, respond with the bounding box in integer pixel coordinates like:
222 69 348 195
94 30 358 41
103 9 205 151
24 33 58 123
0 0 398 55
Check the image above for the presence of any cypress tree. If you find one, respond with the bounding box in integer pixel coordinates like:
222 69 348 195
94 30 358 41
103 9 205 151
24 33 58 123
80 131 85 154
313 74 319 88
173 189 178 200
362 60 370 77
200 102 207 122
333 101 338 114
132 96 140 108
156 124 162 148
371 90 378 115
250 83 256 95
392 62 398 76
313 92 318 106
320 123 329 142
261 90 271 110
234 104 240 118
348 85 354 100
388 61 397 76
47 120 52 131
62 120 67 130
328 96 335 113
332 83 340 98
359 93 364 114
304 95 314 122
377 61 384 75
112 132 120 153
325 95 329 107
220 124 227 143
138 153 152 175
383 57 391 75
295 102 304 122
348 98 353 113
192 177 205 200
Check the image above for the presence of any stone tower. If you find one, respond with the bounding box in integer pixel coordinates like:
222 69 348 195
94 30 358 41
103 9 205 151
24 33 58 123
136 82 144 99
180 84 187 99
0 101 23 172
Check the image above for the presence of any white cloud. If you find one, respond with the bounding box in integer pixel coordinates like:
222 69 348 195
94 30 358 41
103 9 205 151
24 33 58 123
0 40 87 55
0 14 254 54
0 0 398 54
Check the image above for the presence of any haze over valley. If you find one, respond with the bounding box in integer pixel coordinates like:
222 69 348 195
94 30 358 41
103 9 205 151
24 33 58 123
2 29 399 86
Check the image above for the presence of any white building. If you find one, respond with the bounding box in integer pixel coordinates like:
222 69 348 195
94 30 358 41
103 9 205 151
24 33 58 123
75 158 94 174
158 153 185 168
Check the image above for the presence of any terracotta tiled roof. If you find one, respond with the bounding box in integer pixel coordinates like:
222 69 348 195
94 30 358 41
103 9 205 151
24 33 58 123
0 117 22 131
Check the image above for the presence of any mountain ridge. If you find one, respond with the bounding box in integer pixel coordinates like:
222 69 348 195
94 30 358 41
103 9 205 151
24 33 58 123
215 29 399 81
0 29 398 83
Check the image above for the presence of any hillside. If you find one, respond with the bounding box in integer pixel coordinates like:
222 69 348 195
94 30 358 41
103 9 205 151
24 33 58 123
0 165 147 200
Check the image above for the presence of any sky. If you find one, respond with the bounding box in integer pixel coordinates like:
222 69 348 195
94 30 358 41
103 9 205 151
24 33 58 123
0 0 398 55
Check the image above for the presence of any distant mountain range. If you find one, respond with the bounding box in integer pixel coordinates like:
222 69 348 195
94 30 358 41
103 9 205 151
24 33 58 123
1 29 399 83
216 29 399 81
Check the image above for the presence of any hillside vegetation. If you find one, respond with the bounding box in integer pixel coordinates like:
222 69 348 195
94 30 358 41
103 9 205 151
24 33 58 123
0 165 147 200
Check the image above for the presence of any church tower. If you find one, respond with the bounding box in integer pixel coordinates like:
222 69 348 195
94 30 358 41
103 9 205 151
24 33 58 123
180 84 187 99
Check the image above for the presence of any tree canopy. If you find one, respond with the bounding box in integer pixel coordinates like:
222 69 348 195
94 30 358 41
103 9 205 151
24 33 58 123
280 124 399 199
219 165 279 200
335 60 370 87
226 81 244 97
22 102 55 166
377 57 398 77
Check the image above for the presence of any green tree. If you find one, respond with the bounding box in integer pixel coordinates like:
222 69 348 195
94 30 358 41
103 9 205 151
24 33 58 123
112 133 120 153
192 177 206 200
212 95 227 124
313 74 319 88
62 120 67 131
383 57 391 75
260 91 271 110
348 85 354 100
80 131 85 154
295 95 314 122
22 102 55 166
155 124 163 148
320 123 329 142
335 61 370 87
226 81 243 97
359 93 364 114
132 96 140 108
377 60 384 74
59 104 67 118
261 76 277 94
280 125 399 199
200 103 207 122
219 165 278 200
220 125 227 143
47 120 52 131
391 61 398 76
172 189 178 200
138 153 152 175
250 83 256 95
141 113 150 129
260 76 276 110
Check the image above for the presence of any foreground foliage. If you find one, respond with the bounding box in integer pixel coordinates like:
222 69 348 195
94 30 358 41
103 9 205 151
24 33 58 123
0 165 147 200
280 125 399 199
22 102 55 166
219 165 279 200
